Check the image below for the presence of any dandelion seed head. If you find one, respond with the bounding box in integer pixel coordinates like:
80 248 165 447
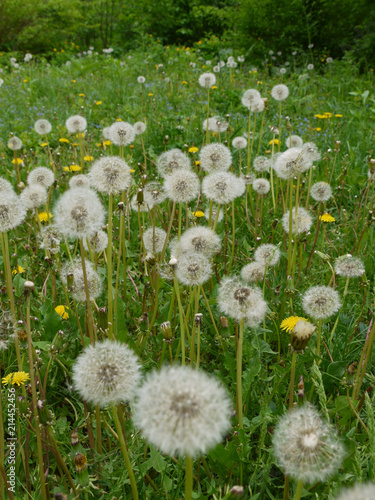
254 244 281 267
241 89 261 109
133 365 232 457
302 142 321 162
143 227 167 254
241 262 265 283
286 135 303 148
0 310 16 352
54 188 105 239
137 76 146 83
205 207 223 224
334 255 365 278
0 177 14 194
0 192 26 232
134 121 146 135
109 121 135 146
218 277 267 323
179 226 221 257
61 258 102 302
69 175 91 189
176 254 213 286
157 149 191 178
271 84 289 101
253 156 270 173
274 147 312 179
334 483 375 500
199 143 232 173
7 136 23 150
143 181 167 205
27 167 55 189
198 72 216 88
39 224 62 254
83 230 108 254
209 116 229 133
102 127 111 140
302 285 341 320
253 178 270 195
282 207 313 235
272 405 345 483
72 339 141 407
310 182 332 202
89 156 131 195
66 115 87 134
202 172 245 204
164 169 199 203
34 119 52 135
20 184 47 210
232 137 247 150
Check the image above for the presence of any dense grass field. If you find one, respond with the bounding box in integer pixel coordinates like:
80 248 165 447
1 42 375 499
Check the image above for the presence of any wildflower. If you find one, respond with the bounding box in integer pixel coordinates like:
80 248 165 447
84 156 93 161
194 210 205 217
282 207 313 235
310 182 332 202
55 305 69 320
217 277 267 325
269 138 281 146
253 178 270 195
176 254 212 286
198 72 216 88
89 156 131 195
271 84 289 101
232 137 247 150
61 258 102 302
39 225 62 254
134 121 146 135
307 63 314 70
286 135 303 148
143 181 167 206
59 138 70 144
69 175 90 189
143 227 167 254
241 89 261 109
66 115 87 134
63 165 82 172
95 101 102 105
11 158 23 165
335 114 342 118
20 184 47 210
157 149 191 177
34 119 52 135
280 316 308 333
137 76 146 83
133 365 231 457
334 255 365 278
272 405 345 483
0 177 15 194
35 212 52 222
8 136 23 150
253 156 270 172
179 226 221 257
254 244 281 267
320 214 335 222
0 311 15 351
27 167 55 189
12 265 25 275
54 187 105 239
274 147 312 179
291 319 316 352
164 169 200 203
302 142 321 162
199 143 232 173
83 230 108 254
302 286 341 320
208 116 229 133
202 171 245 204
109 121 135 146
241 262 265 283
2 371 30 386
72 339 141 407
334 483 375 500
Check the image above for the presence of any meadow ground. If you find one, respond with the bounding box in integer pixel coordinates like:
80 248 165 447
1 43 375 499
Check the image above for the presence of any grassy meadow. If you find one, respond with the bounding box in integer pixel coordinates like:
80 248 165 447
1 42 375 499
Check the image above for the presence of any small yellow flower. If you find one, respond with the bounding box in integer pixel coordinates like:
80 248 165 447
23 79 28 83
181 81 188 84
212 85 218 89
280 316 308 333
116 118 122 122
11 158 23 165
129 145 134 149
12 265 25 275
195 161 201 166
189 146 199 153
103 140 111 146
335 114 343 118
71 80 76 83
72 143 79 147
265 150 271 154
96 143 102 147
253 69 258 73
36 212 52 222
55 305 69 320
2 371 30 386
79 93 85 97
76 133 85 138
313 128 321 132
53 48 57 52
269 139 280 145
84 156 93 161
194 210 205 218
95 101 102 105
40 142 48 147
63 165 82 172
320 214 335 222
257 81 263 85
130 169 135 173
59 138 70 144
148 93 153 97
323 112 332 117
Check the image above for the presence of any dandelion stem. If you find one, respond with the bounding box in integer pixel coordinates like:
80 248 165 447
294 479 304 500
174 277 186 365
185 455 194 500
107 194 114 339
79 239 95 344
288 351 297 409
236 318 245 429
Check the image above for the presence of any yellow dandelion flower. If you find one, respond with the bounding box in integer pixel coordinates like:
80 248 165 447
23 79 28 83
55 305 69 320
194 210 205 218
313 128 321 131
76 133 85 138
212 86 218 89
182 81 188 84
96 143 102 147
189 147 199 153
79 93 85 97
269 139 281 145
195 161 201 166
280 316 308 333
2 371 30 386
59 138 70 144
320 214 335 222
116 118 122 121
36 212 52 222
335 114 343 118
40 142 48 147
95 101 102 105
323 112 332 117
253 69 258 73
63 165 82 172
265 150 271 154
148 93 153 97
71 80 76 83
84 156 93 161
104 140 111 146
72 143 79 147
130 169 135 173
12 265 25 275
11 158 23 165
130 145 134 149
257 81 263 85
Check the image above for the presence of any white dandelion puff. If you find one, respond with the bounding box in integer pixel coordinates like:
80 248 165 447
83 230 108 254
61 258 103 303
164 169 200 203
271 84 289 101
202 171 245 204
334 483 375 500
310 182 332 202
39 225 62 255
72 339 141 407
134 121 146 135
254 244 281 267
199 143 232 173
89 156 132 195
137 76 146 83
157 149 191 178
34 119 52 135
282 207 313 235
241 262 265 283
27 167 55 189
253 156 270 173
334 255 365 278
286 135 303 149
241 89 261 109
109 121 135 147
302 285 341 320
143 227 167 254
274 147 312 179
143 181 167 206
176 254 213 286
179 226 221 257
198 72 216 88
7 136 23 151
66 115 87 134
253 178 270 195
0 191 26 231
0 177 15 194
20 184 47 210
69 175 91 189
133 365 232 457
302 142 321 162
232 137 247 150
